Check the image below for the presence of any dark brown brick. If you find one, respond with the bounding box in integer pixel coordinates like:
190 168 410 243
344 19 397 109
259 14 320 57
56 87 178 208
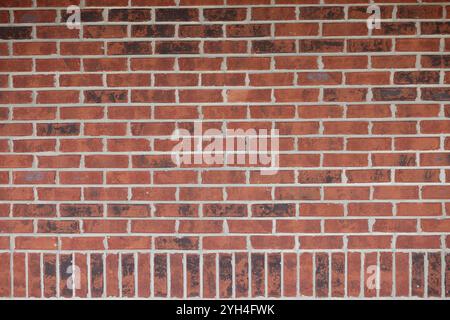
252 40 296 53
394 71 440 85
372 88 417 101
204 8 247 21
155 41 199 54
227 24 270 38
0 27 32 39
155 8 198 21
108 42 152 55
421 22 450 34
421 88 450 101
348 39 392 52
109 9 151 21
299 7 344 20
132 25 175 38
300 40 344 52
179 25 223 38
422 55 450 68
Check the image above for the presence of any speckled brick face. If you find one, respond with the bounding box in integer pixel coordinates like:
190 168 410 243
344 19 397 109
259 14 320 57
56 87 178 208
0 0 449 299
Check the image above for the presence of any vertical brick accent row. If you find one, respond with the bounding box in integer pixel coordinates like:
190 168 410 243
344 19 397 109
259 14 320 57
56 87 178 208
0 0 449 298
0 251 449 298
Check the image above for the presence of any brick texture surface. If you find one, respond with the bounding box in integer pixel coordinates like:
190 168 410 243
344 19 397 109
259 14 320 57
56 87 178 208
0 0 449 299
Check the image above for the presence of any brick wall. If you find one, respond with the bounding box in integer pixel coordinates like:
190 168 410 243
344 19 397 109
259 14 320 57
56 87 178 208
0 0 449 299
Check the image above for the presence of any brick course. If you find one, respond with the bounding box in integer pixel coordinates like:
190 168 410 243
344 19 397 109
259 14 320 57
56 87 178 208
0 0 449 299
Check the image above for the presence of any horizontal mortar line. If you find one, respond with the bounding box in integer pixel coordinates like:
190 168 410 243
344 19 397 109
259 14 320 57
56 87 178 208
2 148 449 152
31 84 450 87
0 71 358 77
3 85 450 89
0 127 450 131
1 249 448 254
4 233 450 237
2 125 449 128
3 3 449 8
0 148 446 153
7 84 450 87
0 200 447 203
2 167 449 170
2 138 450 141
4 136 445 139
1 102 448 106
5 298 443 301
2 165 449 168
1 124 448 127
2 216 446 220
5 102 446 105
3 66 450 70
1 162 448 166
1 220 448 224
2 18 450 24
2 209 450 214
6 228 450 232
4 71 450 75
2 39 448 44
1 183 450 186
0 90 447 95
2 220 448 223
0 199 448 202
2 147 450 151
2 246 447 251
1 216 450 221
3 217 449 221
1 104 449 108
0 101 450 106
3 110 449 113
2 164 449 167
4 70 449 74
2 51 450 56
0 186 449 190
2 118 449 122
7 134 447 137
1 20 450 25
2 186 440 191
5 199 449 202
1 169 449 172
1 167 449 170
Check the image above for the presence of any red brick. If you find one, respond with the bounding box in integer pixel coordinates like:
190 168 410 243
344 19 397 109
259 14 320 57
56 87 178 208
203 236 246 250
0 1 447 299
